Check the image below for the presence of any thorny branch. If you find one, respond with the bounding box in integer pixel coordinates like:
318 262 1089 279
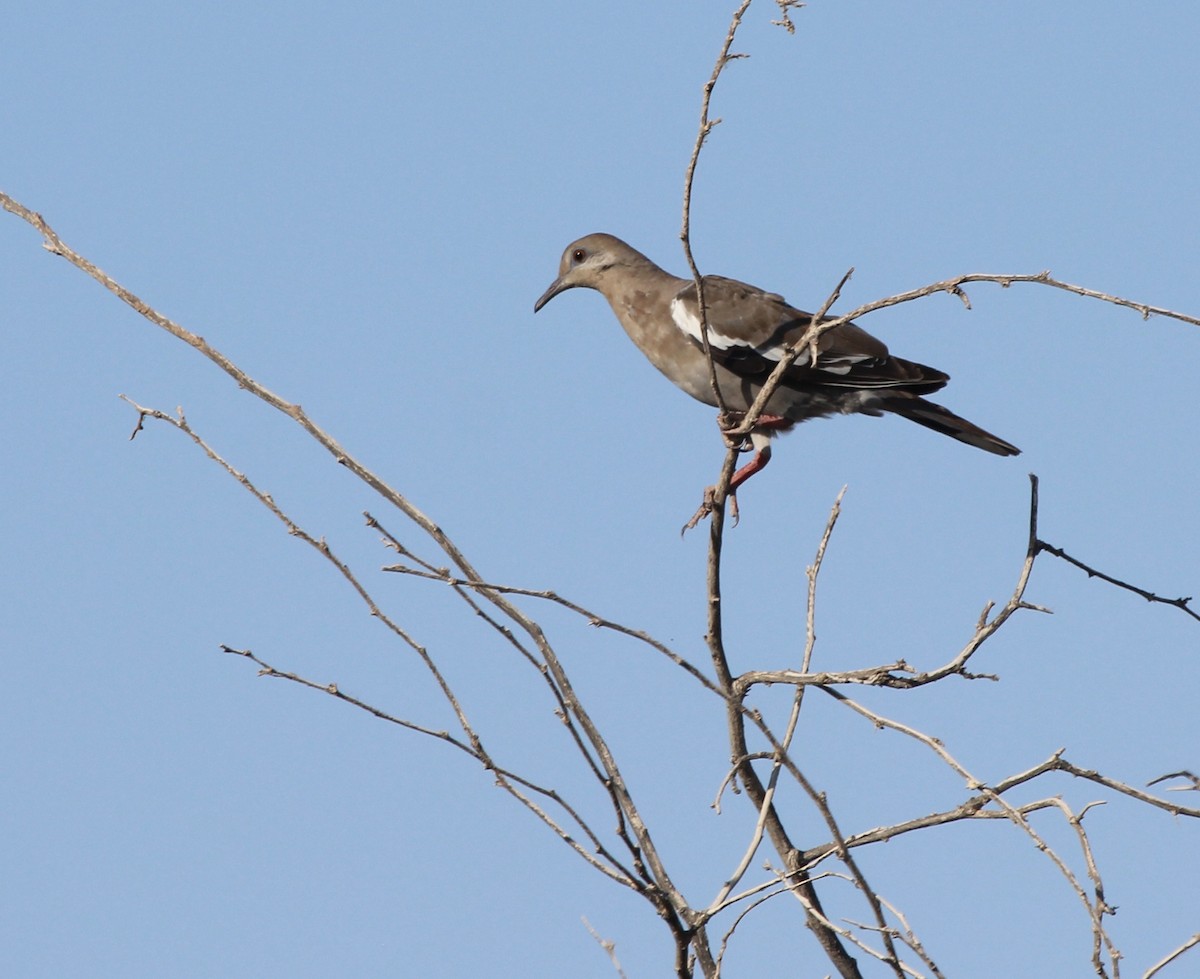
1036 540 1199 624
1 193 702 973
667 3 1197 970
5 189 1198 979
722 269 1200 456
117 398 643 892
675 10 872 971
377 551 726 699
4 0 1199 968
680 0 753 419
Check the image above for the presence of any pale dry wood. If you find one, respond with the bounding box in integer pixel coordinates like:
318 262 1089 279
5 1 1200 970
1143 933 1200 979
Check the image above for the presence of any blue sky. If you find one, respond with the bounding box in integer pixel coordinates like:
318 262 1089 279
3 2 1198 976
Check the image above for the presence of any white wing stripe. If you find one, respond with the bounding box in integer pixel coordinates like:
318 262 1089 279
669 298 814 365
669 298 885 377
670 297 741 351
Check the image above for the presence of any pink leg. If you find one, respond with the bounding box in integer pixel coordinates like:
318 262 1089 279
730 442 773 493
726 442 772 525
684 422 789 533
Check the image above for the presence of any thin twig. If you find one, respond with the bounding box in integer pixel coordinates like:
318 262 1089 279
582 917 629 979
721 267 1200 447
0 192 696 937
369 516 667 885
1037 540 1199 624
814 689 1129 973
1144 933 1200 979
779 874 925 978
679 0 753 417
873 895 946 979
1047 797 1119 976
118 398 474 737
714 883 791 975
706 489 845 915
219 645 640 889
788 487 904 974
378 554 724 698
736 474 1046 693
799 749 1200 866
1148 771 1200 792
115 400 652 894
675 7 863 966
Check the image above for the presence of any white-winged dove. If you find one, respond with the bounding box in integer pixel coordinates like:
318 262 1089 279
535 234 1018 523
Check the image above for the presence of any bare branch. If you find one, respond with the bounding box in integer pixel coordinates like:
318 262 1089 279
378 551 724 699
780 872 923 978
1036 540 1199 624
1148 771 1200 792
798 749 1200 866
118 397 476 739
219 646 641 891
813 689 1124 973
112 401 667 901
714 883 790 975
1144 933 1200 979
1052 760 1200 819
679 0 754 417
802 486 846 676
872 895 946 979
582 917 629 979
723 269 1200 450
1046 797 1119 976
0 193 700 936
736 474 1046 694
706 488 846 914
673 4 862 970
770 0 805 34
6 0 1198 962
